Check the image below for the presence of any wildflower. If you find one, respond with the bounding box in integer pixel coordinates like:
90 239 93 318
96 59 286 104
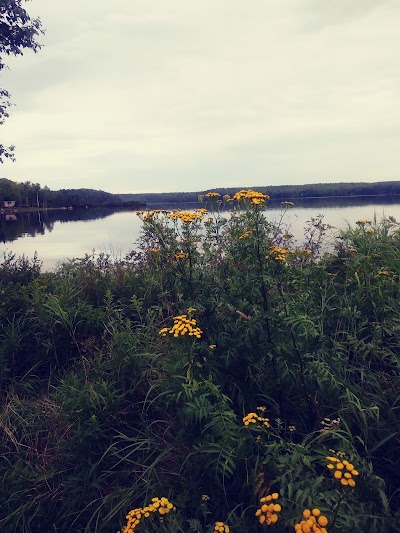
326 453 359 487
356 219 371 225
255 493 281 525
195 208 208 214
239 229 254 240
121 497 176 533
348 247 358 253
214 521 230 533
243 411 270 428
209 344 216 349
159 314 203 339
378 270 392 276
149 248 161 253
168 211 203 223
233 189 270 203
294 509 328 532
289 425 296 432
187 307 197 313
205 191 221 198
269 246 290 261
175 252 188 259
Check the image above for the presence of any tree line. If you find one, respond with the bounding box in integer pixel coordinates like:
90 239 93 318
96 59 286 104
118 180 400 205
0 178 137 208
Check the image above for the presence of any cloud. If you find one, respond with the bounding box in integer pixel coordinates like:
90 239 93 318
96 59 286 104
1 0 400 192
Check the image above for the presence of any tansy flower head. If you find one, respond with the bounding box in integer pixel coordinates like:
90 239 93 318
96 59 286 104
168 211 203 223
326 453 359 487
233 189 270 203
243 411 270 428
269 246 290 261
294 509 328 533
122 497 176 533
205 191 221 198
256 493 281 525
159 314 203 339
214 521 230 533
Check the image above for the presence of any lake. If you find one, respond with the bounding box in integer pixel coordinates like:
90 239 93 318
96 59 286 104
2 196 400 271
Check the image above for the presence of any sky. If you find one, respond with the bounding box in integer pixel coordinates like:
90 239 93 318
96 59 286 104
1 0 400 194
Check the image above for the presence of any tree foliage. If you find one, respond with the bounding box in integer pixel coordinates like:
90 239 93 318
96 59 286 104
0 0 44 162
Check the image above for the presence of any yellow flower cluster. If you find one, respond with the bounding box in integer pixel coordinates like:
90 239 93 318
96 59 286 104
175 252 188 259
233 189 270 204
122 497 176 533
159 315 203 338
356 219 371 225
195 208 208 214
168 211 203 223
294 509 328 533
239 229 254 240
214 521 230 532
243 412 271 428
255 493 281 525
326 456 359 487
269 246 290 261
205 192 221 198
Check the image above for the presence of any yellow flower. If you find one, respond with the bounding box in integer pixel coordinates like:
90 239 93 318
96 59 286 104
256 493 281 525
209 344 216 349
159 314 203 339
213 521 230 533
233 189 270 202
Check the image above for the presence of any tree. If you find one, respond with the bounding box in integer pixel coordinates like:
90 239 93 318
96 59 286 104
0 0 44 162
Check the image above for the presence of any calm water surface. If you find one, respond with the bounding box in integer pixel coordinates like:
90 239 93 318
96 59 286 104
2 197 400 270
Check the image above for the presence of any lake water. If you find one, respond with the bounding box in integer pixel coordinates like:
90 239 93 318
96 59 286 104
2 196 400 271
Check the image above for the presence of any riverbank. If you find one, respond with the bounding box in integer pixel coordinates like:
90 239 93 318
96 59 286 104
1 192 399 532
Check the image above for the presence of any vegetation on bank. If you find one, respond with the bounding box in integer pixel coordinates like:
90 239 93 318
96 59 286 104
0 178 144 209
119 180 400 205
1 190 400 532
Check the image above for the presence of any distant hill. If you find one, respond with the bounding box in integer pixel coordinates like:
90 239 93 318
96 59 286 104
118 181 400 205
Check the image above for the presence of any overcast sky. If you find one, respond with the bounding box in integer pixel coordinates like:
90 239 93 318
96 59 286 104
1 0 400 193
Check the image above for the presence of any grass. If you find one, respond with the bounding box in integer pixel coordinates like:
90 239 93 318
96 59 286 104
0 191 399 532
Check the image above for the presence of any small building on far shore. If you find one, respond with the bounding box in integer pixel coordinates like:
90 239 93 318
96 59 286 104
2 200 16 208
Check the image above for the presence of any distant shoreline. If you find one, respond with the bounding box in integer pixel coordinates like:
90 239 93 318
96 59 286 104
145 193 400 205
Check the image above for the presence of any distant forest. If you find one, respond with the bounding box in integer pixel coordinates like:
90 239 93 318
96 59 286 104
2 178 400 209
118 180 400 204
0 178 142 208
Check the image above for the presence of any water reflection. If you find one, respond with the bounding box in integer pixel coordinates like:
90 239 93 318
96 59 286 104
0 207 133 244
2 196 400 271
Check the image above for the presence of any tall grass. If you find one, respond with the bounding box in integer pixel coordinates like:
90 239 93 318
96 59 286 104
0 193 399 532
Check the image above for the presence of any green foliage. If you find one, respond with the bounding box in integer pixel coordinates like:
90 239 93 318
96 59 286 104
1 196 400 532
